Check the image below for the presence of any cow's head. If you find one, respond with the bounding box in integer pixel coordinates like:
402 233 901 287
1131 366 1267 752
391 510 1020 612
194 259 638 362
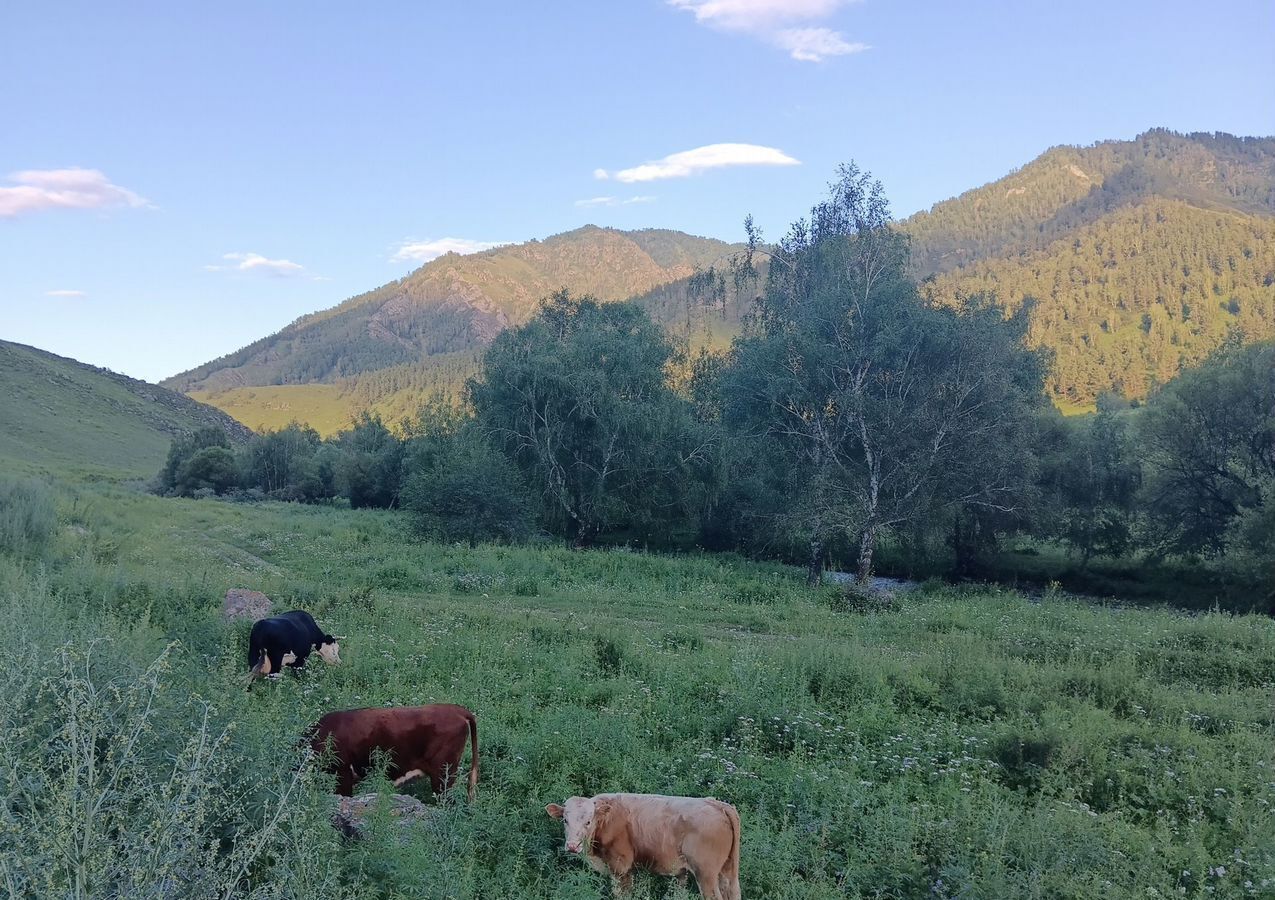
316 634 343 665
546 796 607 854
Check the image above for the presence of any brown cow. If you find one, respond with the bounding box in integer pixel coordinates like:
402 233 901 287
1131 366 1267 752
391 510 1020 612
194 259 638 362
309 704 478 800
547 793 741 899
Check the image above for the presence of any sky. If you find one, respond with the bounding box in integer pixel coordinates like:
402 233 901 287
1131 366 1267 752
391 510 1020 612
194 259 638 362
2 0 1273 383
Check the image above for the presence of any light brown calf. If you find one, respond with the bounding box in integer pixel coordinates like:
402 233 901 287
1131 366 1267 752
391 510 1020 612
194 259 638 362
547 793 741 899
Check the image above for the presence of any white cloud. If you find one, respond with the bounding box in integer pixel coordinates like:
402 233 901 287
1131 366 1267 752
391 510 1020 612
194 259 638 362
0 168 150 218
593 168 610 180
597 143 799 183
208 252 307 277
668 0 868 62
45 289 87 298
391 237 503 264
774 27 868 61
574 195 657 208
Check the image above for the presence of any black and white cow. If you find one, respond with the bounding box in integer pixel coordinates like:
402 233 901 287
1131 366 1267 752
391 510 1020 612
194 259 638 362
245 610 342 690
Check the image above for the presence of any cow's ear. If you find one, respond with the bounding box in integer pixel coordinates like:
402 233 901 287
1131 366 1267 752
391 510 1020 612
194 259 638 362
546 803 564 819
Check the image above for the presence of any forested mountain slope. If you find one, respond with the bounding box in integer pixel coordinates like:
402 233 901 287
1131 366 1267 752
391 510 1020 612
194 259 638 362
905 130 1275 406
905 130 1275 275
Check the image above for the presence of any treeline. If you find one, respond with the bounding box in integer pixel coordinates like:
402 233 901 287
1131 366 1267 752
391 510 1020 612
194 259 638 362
160 165 1273 607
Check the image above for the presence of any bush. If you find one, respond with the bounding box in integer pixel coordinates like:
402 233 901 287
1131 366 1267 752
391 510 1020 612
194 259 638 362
177 445 239 495
402 429 533 546
0 476 56 557
0 589 349 898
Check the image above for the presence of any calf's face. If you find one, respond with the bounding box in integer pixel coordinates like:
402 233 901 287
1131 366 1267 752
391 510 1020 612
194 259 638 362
546 797 600 854
316 637 342 665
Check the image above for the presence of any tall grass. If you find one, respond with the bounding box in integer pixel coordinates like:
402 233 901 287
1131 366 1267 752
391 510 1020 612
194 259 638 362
0 475 56 557
2 480 1273 897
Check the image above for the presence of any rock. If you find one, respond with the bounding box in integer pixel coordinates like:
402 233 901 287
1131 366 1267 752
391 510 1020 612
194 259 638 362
222 588 272 622
332 793 434 839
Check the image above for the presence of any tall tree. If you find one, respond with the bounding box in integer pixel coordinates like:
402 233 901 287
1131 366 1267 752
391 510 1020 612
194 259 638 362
1139 340 1275 556
470 291 705 546
719 164 1048 584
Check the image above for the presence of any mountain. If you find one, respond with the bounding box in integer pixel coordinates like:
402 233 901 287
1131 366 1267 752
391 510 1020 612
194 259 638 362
165 227 735 394
906 130 1275 407
0 340 252 478
170 130 1275 432
163 226 736 435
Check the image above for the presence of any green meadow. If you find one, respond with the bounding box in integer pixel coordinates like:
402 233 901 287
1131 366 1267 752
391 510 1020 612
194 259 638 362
2 471 1272 898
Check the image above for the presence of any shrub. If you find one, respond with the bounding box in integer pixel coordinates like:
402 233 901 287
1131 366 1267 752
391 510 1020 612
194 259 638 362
0 476 56 557
0 608 349 898
402 429 533 546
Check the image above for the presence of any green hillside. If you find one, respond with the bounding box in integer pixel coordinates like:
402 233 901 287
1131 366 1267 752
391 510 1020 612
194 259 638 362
907 131 1275 406
905 130 1275 275
0 340 251 478
923 199 1275 403
164 226 735 395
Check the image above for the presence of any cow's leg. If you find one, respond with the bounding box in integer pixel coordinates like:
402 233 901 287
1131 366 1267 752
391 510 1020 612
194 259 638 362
718 871 741 900
690 864 724 900
337 763 357 797
609 872 633 898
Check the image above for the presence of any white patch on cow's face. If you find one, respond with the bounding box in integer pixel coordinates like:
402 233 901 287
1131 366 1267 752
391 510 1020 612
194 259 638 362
559 797 598 854
317 641 341 665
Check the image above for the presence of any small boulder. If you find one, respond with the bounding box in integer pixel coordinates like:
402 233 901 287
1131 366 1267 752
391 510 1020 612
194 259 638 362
332 793 434 839
223 588 272 622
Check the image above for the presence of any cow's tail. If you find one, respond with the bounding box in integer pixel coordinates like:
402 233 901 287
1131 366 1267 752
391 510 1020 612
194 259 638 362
714 800 741 900
465 710 479 802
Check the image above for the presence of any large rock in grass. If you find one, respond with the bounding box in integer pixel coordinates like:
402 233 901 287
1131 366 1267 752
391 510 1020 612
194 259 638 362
222 588 272 622
332 793 434 839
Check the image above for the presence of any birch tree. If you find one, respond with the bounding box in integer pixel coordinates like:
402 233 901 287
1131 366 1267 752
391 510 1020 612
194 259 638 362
720 164 1047 584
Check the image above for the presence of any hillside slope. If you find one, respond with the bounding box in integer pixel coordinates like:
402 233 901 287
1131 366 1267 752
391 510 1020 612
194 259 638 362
906 130 1275 275
907 130 1275 406
165 226 735 395
0 340 252 478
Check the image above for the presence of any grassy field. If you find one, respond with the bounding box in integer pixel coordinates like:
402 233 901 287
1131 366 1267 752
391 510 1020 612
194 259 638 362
190 384 357 437
2 471 1272 898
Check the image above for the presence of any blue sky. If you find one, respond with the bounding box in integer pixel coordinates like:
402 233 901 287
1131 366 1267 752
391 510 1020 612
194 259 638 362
3 0 1272 382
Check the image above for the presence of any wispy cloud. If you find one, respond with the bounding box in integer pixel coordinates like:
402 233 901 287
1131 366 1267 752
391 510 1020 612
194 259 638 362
391 237 503 264
0 168 151 218
206 252 307 278
774 27 868 61
574 195 657 208
668 0 869 62
45 289 87 298
597 143 799 183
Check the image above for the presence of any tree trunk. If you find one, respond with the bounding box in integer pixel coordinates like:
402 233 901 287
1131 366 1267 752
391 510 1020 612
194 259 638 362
855 526 876 584
806 534 824 587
